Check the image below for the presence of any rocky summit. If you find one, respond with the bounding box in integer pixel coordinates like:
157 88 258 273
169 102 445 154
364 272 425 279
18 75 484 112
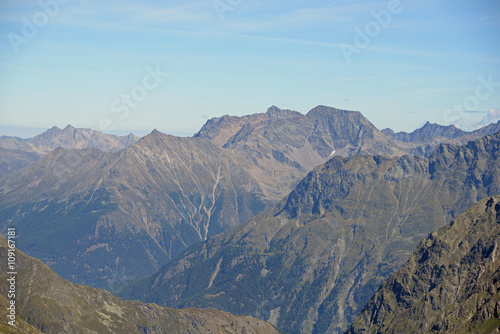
119 131 500 333
346 196 500 334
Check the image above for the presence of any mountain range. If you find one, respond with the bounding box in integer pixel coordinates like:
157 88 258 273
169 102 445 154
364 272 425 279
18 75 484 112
0 125 138 178
0 233 282 334
1 105 499 333
0 106 415 289
382 120 500 156
119 131 500 333
347 195 500 334
3 110 498 180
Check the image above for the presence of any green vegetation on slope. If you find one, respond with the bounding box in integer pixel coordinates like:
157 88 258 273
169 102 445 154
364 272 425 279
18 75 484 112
0 234 282 334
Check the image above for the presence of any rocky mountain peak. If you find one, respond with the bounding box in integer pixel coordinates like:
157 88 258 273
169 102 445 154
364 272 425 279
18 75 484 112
306 105 360 119
62 124 76 131
149 128 162 136
265 106 302 118
48 125 62 132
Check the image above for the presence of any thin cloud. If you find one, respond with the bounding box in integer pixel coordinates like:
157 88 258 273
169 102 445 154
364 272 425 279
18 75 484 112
363 46 500 64
454 108 500 131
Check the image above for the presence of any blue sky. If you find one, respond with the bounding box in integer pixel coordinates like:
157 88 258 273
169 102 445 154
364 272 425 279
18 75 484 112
0 0 499 137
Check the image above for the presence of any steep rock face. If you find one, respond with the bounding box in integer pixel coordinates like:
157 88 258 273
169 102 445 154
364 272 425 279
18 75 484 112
120 131 500 334
347 196 500 334
0 125 139 177
0 132 270 288
198 105 405 201
194 106 303 146
0 234 282 334
200 105 403 158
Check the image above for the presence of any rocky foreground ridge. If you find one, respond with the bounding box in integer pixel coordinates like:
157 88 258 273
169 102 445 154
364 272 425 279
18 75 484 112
347 196 500 334
0 234 282 334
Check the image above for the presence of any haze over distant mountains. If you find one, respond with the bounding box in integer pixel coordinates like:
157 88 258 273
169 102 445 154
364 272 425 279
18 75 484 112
1 105 499 334
2 107 499 179
382 120 500 157
0 125 138 178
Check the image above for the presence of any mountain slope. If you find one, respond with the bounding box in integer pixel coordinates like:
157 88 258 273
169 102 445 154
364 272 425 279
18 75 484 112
196 105 405 201
194 106 303 146
0 132 271 288
346 196 500 334
0 125 139 177
0 106 406 289
0 234 282 334
120 131 500 334
0 148 42 178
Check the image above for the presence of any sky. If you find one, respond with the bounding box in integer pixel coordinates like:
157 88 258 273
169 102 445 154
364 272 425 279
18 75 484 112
0 0 499 138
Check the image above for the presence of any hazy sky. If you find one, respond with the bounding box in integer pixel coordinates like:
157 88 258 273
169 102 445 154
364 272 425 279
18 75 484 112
1 0 499 137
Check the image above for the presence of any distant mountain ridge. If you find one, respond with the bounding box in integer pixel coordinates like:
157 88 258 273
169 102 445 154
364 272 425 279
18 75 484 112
0 106 412 290
119 131 500 334
382 120 500 156
0 234 282 334
382 121 468 142
346 196 500 334
0 125 139 177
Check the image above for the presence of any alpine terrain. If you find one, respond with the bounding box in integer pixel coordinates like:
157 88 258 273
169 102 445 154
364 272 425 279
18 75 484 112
347 195 500 334
120 131 500 334
382 120 500 157
0 125 138 178
0 106 408 289
0 233 282 334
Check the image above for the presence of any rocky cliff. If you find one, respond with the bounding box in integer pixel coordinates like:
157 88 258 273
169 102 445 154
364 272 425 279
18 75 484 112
346 196 500 334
